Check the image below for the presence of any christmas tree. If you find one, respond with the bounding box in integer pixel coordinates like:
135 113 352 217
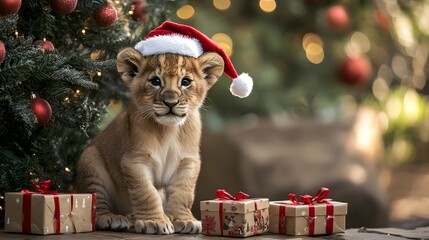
0 0 183 223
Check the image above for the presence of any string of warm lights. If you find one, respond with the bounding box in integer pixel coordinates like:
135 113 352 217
175 0 279 57
175 0 281 58
176 2 236 57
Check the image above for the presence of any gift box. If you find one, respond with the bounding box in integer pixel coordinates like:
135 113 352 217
200 189 269 237
269 187 348 236
4 181 96 235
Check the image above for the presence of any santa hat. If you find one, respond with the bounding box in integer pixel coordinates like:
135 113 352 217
134 21 253 98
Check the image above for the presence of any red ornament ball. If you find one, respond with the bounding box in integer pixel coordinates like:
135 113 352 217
375 10 390 30
131 0 148 22
326 5 350 32
31 97 52 126
0 0 22 16
93 3 118 27
338 56 373 86
0 41 5 64
33 39 55 52
50 0 78 15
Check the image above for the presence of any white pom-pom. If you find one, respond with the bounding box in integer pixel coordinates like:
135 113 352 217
230 73 253 98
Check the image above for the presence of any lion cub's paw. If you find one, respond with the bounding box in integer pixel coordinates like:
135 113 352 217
173 219 202 234
97 213 132 231
135 217 174 234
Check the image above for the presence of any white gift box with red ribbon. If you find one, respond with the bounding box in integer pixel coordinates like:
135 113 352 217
269 187 348 236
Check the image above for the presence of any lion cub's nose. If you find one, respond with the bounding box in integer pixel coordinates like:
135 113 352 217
163 100 179 108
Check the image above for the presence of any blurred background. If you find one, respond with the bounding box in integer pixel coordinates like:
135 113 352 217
1 0 428 230
167 0 429 229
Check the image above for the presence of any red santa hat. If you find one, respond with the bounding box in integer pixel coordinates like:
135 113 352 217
134 21 253 98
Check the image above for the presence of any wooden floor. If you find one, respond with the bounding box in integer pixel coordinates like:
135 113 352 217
1 227 428 240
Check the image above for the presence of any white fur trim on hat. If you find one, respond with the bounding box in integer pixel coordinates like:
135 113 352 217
134 34 204 58
230 73 253 98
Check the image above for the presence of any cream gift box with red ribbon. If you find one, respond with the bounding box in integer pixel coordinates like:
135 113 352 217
4 181 96 235
200 189 269 237
269 187 348 236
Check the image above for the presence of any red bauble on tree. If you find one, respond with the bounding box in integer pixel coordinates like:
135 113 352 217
33 39 55 52
325 5 350 32
338 56 373 86
93 3 118 27
31 95 52 126
50 0 78 15
0 40 5 64
375 10 390 30
0 0 22 16
131 0 148 22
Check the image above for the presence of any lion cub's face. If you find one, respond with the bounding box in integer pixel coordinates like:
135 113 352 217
117 48 224 125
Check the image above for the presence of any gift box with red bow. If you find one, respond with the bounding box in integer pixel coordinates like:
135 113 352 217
200 189 269 237
269 187 347 236
4 180 96 235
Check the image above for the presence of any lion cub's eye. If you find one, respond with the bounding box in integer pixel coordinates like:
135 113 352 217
181 77 192 87
149 77 162 86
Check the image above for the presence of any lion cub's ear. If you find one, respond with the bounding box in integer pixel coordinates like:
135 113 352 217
198 52 224 89
117 48 143 85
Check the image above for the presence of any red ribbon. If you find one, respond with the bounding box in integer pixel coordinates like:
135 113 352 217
22 192 32 233
91 193 97 232
287 187 334 235
215 189 250 236
30 180 57 194
70 194 76 233
215 189 249 200
325 203 334 234
21 180 60 234
21 180 56 195
288 187 331 205
219 202 224 235
53 195 60 234
278 205 286 234
308 204 315 235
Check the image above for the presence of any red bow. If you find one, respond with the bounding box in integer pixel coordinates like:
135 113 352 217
289 187 331 205
215 189 249 200
21 180 56 194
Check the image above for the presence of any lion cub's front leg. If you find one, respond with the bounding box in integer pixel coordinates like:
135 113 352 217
121 156 174 234
165 158 201 233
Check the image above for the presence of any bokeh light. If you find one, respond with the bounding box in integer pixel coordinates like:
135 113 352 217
305 43 324 64
391 55 409 79
393 15 416 49
302 33 323 50
412 68 426 89
303 33 324 64
212 33 233 57
177 5 195 20
386 95 402 121
372 77 390 101
347 164 368 185
259 0 276 13
345 31 371 56
403 89 420 124
391 138 413 164
213 0 231 10
411 44 428 89
378 112 389 132
354 108 380 154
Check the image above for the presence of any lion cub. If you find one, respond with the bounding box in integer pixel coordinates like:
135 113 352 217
75 48 224 234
